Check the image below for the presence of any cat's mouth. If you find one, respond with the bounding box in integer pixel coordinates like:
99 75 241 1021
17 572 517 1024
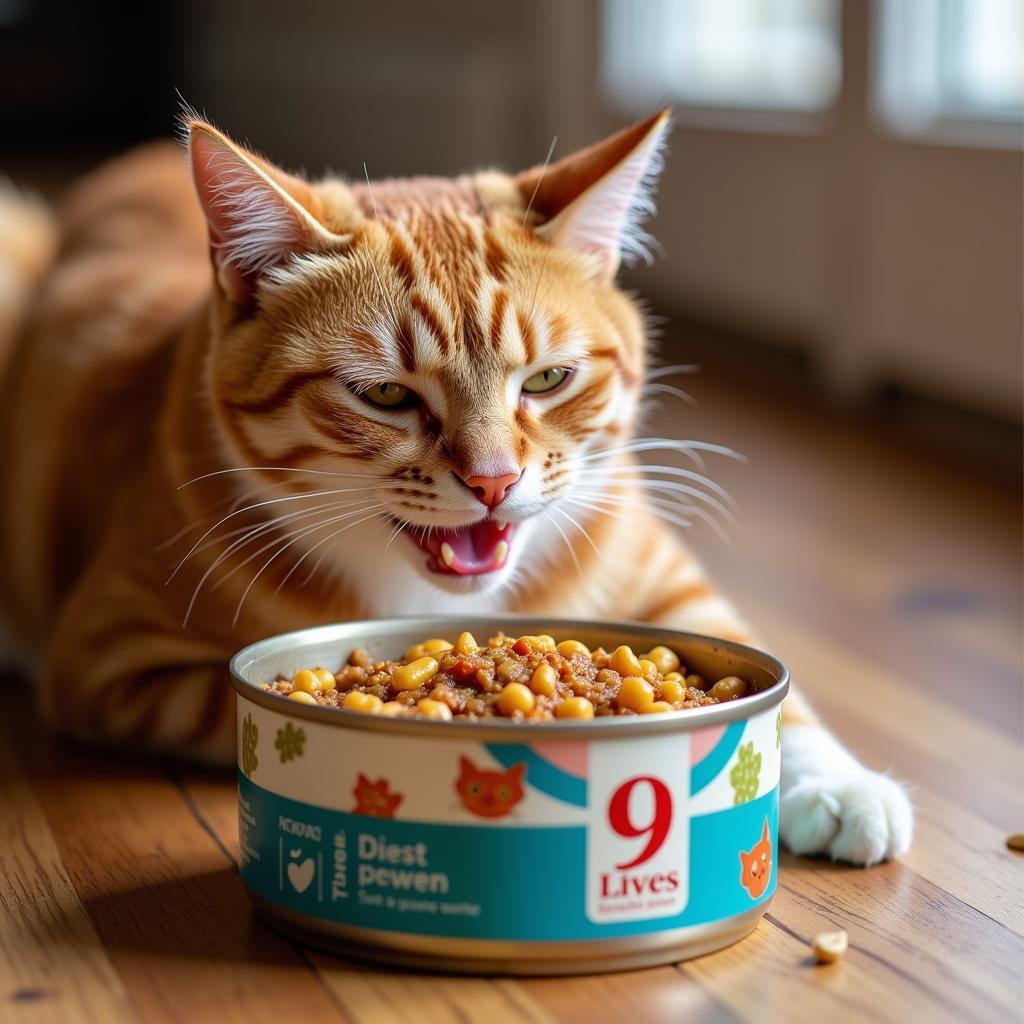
405 519 516 576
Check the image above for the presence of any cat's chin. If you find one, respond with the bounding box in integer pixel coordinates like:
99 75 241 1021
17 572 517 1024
415 559 515 596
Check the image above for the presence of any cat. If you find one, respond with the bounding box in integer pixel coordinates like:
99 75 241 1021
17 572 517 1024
739 818 773 899
0 107 912 865
455 757 525 818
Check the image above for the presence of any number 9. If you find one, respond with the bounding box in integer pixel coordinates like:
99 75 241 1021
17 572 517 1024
608 776 673 869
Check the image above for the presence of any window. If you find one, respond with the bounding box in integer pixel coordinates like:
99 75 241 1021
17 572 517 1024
875 0 1024 143
601 0 842 114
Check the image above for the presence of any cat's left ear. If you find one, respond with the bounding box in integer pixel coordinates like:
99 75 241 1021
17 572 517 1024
514 109 670 281
761 818 771 844
184 116 351 306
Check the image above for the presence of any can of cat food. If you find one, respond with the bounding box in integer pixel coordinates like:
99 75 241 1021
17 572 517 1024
229 617 788 974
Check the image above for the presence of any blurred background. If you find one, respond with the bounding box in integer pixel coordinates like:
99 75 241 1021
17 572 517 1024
2 0 1021 471
1 1 1021 705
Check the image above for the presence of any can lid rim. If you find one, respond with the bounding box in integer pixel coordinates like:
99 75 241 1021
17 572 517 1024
229 615 790 739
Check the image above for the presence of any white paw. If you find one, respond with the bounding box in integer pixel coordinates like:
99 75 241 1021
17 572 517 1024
780 771 913 866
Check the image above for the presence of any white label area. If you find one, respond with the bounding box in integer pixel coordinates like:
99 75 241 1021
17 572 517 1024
585 733 690 923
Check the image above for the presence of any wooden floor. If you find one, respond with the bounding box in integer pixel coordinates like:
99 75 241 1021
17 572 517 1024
2 366 1021 1024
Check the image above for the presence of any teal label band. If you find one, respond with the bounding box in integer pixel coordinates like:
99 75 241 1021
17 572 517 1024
238 773 778 941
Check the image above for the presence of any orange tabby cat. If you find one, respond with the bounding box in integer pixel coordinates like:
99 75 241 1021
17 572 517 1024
0 109 911 864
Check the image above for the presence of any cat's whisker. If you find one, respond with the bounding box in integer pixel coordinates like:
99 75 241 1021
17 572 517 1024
642 382 695 405
189 495 376 562
181 501 384 626
206 501 383 594
177 466 385 489
558 493 633 523
571 462 736 506
166 485 382 583
267 507 391 604
152 485 284 554
567 493 700 537
567 486 695 517
571 488 732 545
570 489 698 525
550 505 605 565
647 363 700 379
385 518 408 551
521 135 558 228
572 475 734 522
543 509 583 576
225 505 388 627
566 438 744 467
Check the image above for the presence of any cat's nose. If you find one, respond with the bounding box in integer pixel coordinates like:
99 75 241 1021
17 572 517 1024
461 471 521 509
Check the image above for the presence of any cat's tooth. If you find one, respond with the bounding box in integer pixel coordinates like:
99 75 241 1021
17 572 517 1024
440 542 456 567
494 540 509 563
496 519 508 532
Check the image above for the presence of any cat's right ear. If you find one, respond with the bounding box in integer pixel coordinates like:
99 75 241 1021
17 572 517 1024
184 117 349 306
514 109 670 281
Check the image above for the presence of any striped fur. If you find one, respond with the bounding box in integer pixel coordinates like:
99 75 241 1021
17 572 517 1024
0 112 769 761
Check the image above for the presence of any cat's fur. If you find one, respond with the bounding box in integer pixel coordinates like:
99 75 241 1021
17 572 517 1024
0 110 912 864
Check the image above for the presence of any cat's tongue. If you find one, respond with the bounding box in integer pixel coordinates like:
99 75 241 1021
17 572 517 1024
409 520 515 575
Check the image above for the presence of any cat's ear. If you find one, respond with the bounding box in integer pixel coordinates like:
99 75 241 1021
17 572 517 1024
515 109 670 281
458 756 474 776
184 116 349 305
761 818 771 845
508 762 525 784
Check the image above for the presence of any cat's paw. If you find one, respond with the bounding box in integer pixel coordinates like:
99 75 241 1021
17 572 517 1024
780 771 913 866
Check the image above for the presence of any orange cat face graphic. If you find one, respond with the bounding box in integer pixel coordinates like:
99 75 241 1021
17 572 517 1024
455 757 526 818
352 773 403 818
739 818 773 899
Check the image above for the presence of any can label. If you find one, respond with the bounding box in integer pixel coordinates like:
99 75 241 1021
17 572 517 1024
237 698 781 942
586 733 689 923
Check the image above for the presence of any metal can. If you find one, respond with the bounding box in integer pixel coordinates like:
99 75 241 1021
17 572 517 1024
230 617 789 974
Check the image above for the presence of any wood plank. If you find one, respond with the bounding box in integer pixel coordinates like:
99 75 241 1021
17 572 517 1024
520 967 737 1024
905 788 1024 936
681 915 941 1024
713 522 1022 737
0 727 134 1024
754 609 1021 827
773 855 1022 1020
312 959 558 1024
6 695 346 1024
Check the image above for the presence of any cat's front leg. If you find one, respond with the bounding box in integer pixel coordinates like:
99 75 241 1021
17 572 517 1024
628 527 913 865
778 691 912 866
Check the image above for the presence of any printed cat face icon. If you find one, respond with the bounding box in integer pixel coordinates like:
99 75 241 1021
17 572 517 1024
739 818 773 899
352 773 403 818
455 757 526 818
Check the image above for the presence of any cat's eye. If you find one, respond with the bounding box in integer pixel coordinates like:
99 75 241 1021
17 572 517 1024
522 367 571 395
361 382 417 409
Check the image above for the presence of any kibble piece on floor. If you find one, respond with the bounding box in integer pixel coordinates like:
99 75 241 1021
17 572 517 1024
811 929 848 964
1005 832 1024 852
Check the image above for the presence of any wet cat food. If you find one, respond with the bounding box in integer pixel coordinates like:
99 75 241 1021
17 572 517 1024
231 618 789 974
261 631 762 721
